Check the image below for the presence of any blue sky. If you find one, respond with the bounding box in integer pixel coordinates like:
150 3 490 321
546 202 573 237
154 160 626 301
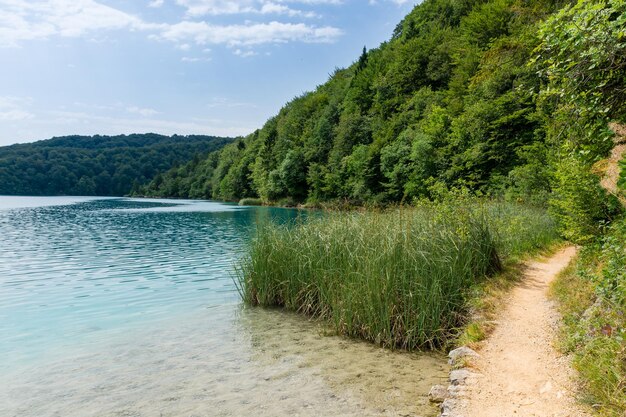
0 0 416 146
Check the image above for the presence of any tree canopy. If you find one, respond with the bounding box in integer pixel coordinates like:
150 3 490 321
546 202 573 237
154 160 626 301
0 133 233 196
141 0 572 206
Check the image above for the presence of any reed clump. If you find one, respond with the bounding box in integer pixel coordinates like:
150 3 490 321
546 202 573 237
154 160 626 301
239 197 264 206
237 200 558 350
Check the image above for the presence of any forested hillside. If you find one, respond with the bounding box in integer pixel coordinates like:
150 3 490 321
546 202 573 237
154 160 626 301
0 134 233 196
147 0 624 233
137 1 549 201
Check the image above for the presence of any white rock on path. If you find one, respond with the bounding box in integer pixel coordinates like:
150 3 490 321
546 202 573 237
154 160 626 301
449 369 479 386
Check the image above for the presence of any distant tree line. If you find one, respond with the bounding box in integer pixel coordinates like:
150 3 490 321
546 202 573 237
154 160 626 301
0 133 233 196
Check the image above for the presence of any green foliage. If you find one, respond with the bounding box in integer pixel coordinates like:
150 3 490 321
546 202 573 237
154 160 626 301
619 158 626 193
483 200 560 260
380 133 413 200
277 149 308 200
460 0 513 49
596 219 626 309
533 0 626 134
506 142 551 205
549 156 615 243
553 218 626 416
239 197 264 206
143 0 558 207
237 200 558 350
530 0 626 240
140 0 622 246
0 134 232 196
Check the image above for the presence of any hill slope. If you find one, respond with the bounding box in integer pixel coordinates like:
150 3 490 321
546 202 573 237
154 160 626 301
141 0 626 235
141 0 562 205
0 134 234 196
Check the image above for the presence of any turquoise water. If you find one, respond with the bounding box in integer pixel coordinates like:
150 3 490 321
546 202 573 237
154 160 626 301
0 196 447 417
0 197 301 368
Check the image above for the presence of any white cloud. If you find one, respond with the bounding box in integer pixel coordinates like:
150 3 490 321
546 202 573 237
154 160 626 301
205 97 257 108
0 96 35 121
44 110 254 138
158 20 341 46
181 56 211 62
0 0 342 50
72 101 161 117
126 106 160 117
175 0 322 18
0 0 160 47
260 3 318 18
368 0 411 4
0 109 33 121
233 48 257 57
278 0 342 4
0 0 409 50
175 0 251 16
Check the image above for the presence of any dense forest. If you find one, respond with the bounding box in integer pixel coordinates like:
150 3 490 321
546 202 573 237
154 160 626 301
0 134 233 196
139 0 625 239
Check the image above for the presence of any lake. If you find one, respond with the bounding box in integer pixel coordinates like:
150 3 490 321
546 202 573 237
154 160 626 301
0 196 447 417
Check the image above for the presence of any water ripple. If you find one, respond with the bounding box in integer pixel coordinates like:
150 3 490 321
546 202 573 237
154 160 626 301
0 197 301 369
0 197 446 417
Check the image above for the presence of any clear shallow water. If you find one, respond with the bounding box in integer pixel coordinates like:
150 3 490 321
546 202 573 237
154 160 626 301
0 197 297 367
0 196 447 417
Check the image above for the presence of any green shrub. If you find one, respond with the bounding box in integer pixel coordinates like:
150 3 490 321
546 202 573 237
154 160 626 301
239 198 264 206
276 196 297 207
549 156 614 243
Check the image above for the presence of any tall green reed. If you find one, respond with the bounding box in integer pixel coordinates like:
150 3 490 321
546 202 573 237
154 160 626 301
236 200 558 350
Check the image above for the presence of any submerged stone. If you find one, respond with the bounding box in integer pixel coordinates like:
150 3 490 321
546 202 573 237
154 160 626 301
428 385 448 403
447 347 479 366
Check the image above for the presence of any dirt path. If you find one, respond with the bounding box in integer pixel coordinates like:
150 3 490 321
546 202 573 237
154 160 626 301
464 246 590 417
595 122 626 207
